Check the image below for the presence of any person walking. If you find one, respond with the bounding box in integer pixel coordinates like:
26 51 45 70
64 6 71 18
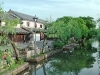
2 50 10 67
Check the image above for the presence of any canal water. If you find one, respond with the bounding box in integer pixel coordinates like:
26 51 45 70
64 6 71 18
21 40 100 75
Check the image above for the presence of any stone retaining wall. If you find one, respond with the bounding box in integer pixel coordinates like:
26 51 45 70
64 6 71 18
2 63 29 75
27 43 79 63
27 49 62 63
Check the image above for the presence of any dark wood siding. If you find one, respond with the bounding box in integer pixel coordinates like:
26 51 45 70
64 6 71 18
40 33 44 40
8 34 30 43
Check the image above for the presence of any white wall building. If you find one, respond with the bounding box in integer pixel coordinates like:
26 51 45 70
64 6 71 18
1 9 46 41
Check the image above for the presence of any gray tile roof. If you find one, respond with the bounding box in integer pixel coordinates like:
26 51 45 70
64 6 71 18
21 27 47 33
0 12 16 20
8 9 45 23
0 27 30 34
15 28 30 34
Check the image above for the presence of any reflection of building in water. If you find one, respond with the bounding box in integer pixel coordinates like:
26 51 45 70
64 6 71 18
98 51 100 75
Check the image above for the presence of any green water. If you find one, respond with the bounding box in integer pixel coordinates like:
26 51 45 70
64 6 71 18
22 40 99 75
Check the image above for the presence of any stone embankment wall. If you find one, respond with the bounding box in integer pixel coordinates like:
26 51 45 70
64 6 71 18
27 43 79 63
27 49 62 63
18 46 51 58
2 63 29 75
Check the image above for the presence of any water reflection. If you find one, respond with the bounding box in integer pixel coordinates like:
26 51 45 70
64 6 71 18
22 41 98 75
92 40 99 49
46 41 97 75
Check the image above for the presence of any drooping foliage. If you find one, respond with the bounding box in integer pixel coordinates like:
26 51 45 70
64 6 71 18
79 16 96 39
79 16 96 29
47 16 96 48
74 18 88 38
56 16 73 23
67 19 82 39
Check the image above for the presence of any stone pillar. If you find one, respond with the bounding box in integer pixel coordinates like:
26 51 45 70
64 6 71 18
28 33 36 57
28 33 35 49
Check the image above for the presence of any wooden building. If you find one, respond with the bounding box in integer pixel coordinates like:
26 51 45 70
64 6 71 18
8 28 30 43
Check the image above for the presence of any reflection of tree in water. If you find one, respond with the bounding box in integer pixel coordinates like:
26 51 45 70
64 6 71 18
46 41 97 75
28 63 37 75
28 59 48 75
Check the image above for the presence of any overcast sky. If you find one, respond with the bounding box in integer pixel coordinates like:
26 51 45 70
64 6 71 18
1 0 100 20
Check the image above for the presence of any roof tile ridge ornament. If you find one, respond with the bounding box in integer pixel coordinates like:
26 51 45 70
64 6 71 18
8 9 23 20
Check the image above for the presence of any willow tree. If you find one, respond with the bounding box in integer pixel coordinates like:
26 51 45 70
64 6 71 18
79 16 96 39
48 16 90 48
74 18 88 39
56 16 73 23
0 4 20 62
67 19 82 39
48 21 69 48
48 17 79 48
79 16 96 29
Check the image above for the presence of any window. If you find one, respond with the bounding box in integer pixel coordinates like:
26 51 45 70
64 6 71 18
40 25 42 28
27 22 30 27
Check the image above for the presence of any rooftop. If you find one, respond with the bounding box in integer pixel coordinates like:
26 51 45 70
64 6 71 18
8 9 45 23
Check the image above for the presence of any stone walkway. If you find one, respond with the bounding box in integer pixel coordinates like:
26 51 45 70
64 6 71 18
16 40 53 49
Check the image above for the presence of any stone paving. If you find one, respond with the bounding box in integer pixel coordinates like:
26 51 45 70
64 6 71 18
16 40 53 49
36 40 53 48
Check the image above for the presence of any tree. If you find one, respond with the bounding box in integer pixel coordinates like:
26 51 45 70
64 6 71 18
67 19 82 39
79 16 97 40
48 16 88 48
79 16 96 29
48 20 68 48
74 17 88 38
56 16 73 23
0 3 20 62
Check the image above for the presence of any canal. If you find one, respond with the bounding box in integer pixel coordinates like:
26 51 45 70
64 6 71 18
21 40 99 75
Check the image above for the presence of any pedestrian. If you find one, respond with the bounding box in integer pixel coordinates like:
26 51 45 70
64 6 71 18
2 50 10 67
48 46 51 51
45 42 48 51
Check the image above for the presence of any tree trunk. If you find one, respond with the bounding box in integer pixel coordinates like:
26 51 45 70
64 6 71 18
43 60 47 75
10 41 19 61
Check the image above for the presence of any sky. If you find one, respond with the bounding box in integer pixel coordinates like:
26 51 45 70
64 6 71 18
1 0 100 20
